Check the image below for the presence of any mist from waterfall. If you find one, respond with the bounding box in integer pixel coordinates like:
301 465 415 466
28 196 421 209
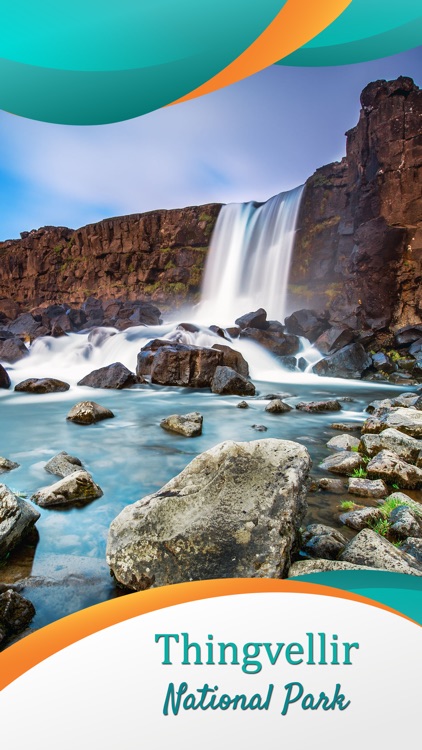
196 185 304 327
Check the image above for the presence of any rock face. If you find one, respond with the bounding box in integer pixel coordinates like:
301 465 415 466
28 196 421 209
66 401 115 425
290 77 422 339
0 204 221 313
0 485 40 559
77 362 139 389
31 470 103 508
160 412 203 438
107 439 311 590
14 378 70 393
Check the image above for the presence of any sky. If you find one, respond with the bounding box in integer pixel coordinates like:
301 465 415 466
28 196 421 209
0 46 421 241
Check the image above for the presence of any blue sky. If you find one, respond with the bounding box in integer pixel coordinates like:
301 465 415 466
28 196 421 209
0 46 421 241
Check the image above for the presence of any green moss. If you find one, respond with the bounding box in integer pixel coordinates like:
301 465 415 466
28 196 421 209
379 495 422 518
165 260 176 270
340 500 355 511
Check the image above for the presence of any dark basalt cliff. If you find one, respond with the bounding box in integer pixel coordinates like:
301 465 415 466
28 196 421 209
0 77 420 337
0 204 221 311
290 76 421 337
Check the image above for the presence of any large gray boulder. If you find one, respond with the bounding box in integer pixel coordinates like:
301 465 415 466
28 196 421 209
44 451 84 478
348 477 388 498
319 451 364 475
0 485 40 559
312 343 371 379
366 449 422 489
363 407 422 438
31 470 103 508
340 529 422 575
359 428 422 463
107 439 311 590
327 434 360 451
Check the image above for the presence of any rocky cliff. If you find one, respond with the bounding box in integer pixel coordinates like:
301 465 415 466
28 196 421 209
290 76 421 337
0 204 221 313
0 77 420 338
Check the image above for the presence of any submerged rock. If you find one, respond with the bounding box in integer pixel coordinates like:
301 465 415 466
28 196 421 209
327 434 360 451
77 362 140 389
348 477 388 499
301 524 348 560
251 424 267 432
211 366 255 396
160 412 203 438
31 470 103 508
44 451 84 478
265 399 292 414
236 401 249 409
0 457 20 474
0 364 10 389
297 400 341 413
15 378 70 393
366 449 422 489
107 438 311 590
0 590 35 643
0 484 40 559
66 401 115 425
340 529 422 575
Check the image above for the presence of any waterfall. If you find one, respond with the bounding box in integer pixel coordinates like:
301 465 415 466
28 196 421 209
196 185 304 326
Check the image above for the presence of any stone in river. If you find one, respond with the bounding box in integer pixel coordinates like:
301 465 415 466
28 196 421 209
0 484 40 559
251 425 267 432
0 364 11 389
107 438 311 590
15 378 70 393
0 457 20 474
66 401 115 425
211 366 255 396
340 506 382 531
327 434 360 451
319 452 364 475
340 529 422 575
77 362 141 389
348 477 388 499
234 308 269 330
236 401 249 409
44 451 84 478
0 589 35 642
296 400 341 413
160 412 203 438
366 449 422 489
31 470 103 508
318 477 346 493
359 428 422 464
301 524 348 560
265 399 292 414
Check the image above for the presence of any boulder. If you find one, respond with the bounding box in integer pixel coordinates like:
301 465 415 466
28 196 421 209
371 352 396 374
265 399 292 414
277 355 297 371
240 328 300 357
0 457 20 474
211 366 255 396
234 308 269 330
340 506 382 531
15 378 70 393
211 344 249 378
330 422 361 432
0 336 28 363
160 412 203 438
394 324 422 347
348 478 388 499
31 470 103 508
389 506 422 539
284 309 328 343
44 451 84 478
401 538 422 564
0 590 35 640
301 524 348 559
312 343 371 379
340 529 422 575
318 478 346 493
319 452 364 475
367 407 422 438
0 364 10 389
236 401 249 409
297 400 341 413
77 362 140 389
327 434 360 451
107 438 311 590
288 559 380 577
366 450 422 489
7 312 47 339
66 401 115 425
150 344 221 388
359 428 422 464
314 326 354 355
0 484 40 559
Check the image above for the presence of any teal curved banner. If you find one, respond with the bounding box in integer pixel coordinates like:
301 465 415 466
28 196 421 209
278 0 422 66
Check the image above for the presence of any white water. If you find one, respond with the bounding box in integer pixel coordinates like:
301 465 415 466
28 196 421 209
196 186 304 326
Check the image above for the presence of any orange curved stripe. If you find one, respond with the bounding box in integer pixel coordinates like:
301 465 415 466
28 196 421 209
0 577 418 691
172 0 351 106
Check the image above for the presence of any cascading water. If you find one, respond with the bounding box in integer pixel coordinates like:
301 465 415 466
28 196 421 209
196 185 304 326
